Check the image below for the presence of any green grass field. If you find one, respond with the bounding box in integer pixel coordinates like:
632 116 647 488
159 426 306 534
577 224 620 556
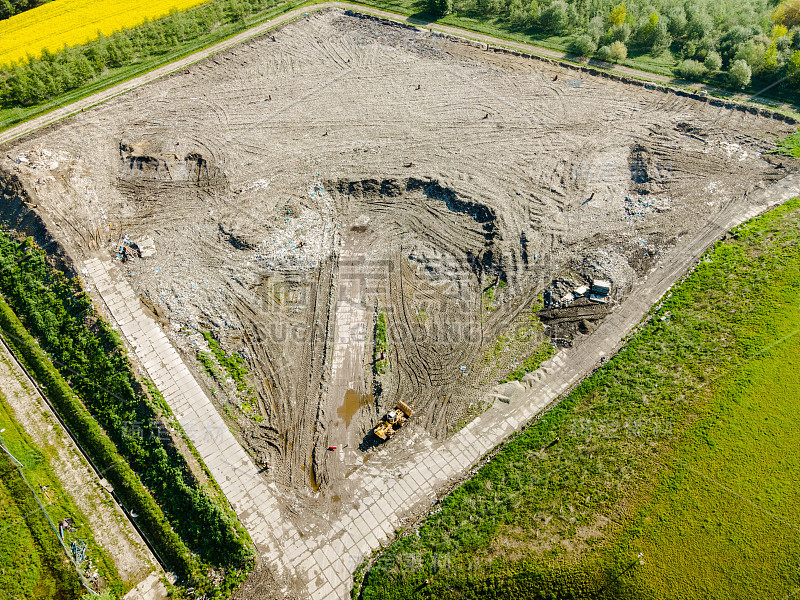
616 266 800 598
776 131 800 158
357 200 800 599
0 456 81 600
0 389 122 599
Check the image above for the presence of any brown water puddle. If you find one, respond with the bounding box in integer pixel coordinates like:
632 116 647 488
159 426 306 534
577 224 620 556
309 451 319 491
337 389 372 427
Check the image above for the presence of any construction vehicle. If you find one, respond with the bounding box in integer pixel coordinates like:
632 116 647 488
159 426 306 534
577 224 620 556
373 400 413 440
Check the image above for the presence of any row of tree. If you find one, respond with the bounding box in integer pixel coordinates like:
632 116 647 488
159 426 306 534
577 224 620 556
0 0 50 21
424 0 800 97
0 0 278 107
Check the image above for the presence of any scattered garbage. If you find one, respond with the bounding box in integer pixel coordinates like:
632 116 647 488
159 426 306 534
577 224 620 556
70 539 87 565
115 233 133 261
623 195 671 220
58 518 76 538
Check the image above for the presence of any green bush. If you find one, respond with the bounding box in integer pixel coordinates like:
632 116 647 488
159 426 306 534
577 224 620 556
675 58 707 79
202 331 249 391
570 34 597 57
774 129 800 157
539 0 571 34
728 58 753 87
374 311 388 374
608 22 631 43
704 50 722 71
500 342 554 383
608 40 628 62
425 0 452 17
649 21 672 56
0 0 51 21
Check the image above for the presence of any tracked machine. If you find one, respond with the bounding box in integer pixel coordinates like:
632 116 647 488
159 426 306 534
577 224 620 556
373 401 414 440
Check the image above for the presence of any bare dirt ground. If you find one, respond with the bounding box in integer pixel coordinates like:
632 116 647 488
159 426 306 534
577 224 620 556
0 338 164 597
0 8 796 561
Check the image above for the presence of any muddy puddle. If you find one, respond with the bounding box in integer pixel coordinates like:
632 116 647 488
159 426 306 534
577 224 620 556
337 389 372 427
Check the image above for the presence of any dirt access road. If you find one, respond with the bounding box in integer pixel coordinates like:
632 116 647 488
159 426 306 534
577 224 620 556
0 336 166 599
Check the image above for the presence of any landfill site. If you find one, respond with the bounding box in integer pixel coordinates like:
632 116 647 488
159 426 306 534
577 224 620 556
1 8 797 596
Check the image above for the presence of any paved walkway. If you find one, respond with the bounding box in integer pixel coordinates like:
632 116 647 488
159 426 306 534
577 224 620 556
329 234 370 413
82 258 299 588
124 573 168 600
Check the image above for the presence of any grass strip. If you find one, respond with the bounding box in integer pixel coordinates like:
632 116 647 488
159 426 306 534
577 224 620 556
0 385 123 597
0 451 86 600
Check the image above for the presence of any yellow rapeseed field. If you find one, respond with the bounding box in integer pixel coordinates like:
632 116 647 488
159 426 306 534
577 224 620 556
0 0 210 67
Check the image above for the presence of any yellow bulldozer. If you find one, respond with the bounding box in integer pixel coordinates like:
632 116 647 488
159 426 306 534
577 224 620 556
373 400 413 440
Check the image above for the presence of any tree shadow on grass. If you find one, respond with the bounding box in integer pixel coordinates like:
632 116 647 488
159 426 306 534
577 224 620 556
406 10 435 26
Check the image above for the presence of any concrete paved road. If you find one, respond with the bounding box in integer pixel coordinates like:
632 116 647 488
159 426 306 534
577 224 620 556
83 259 298 585
83 173 800 599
